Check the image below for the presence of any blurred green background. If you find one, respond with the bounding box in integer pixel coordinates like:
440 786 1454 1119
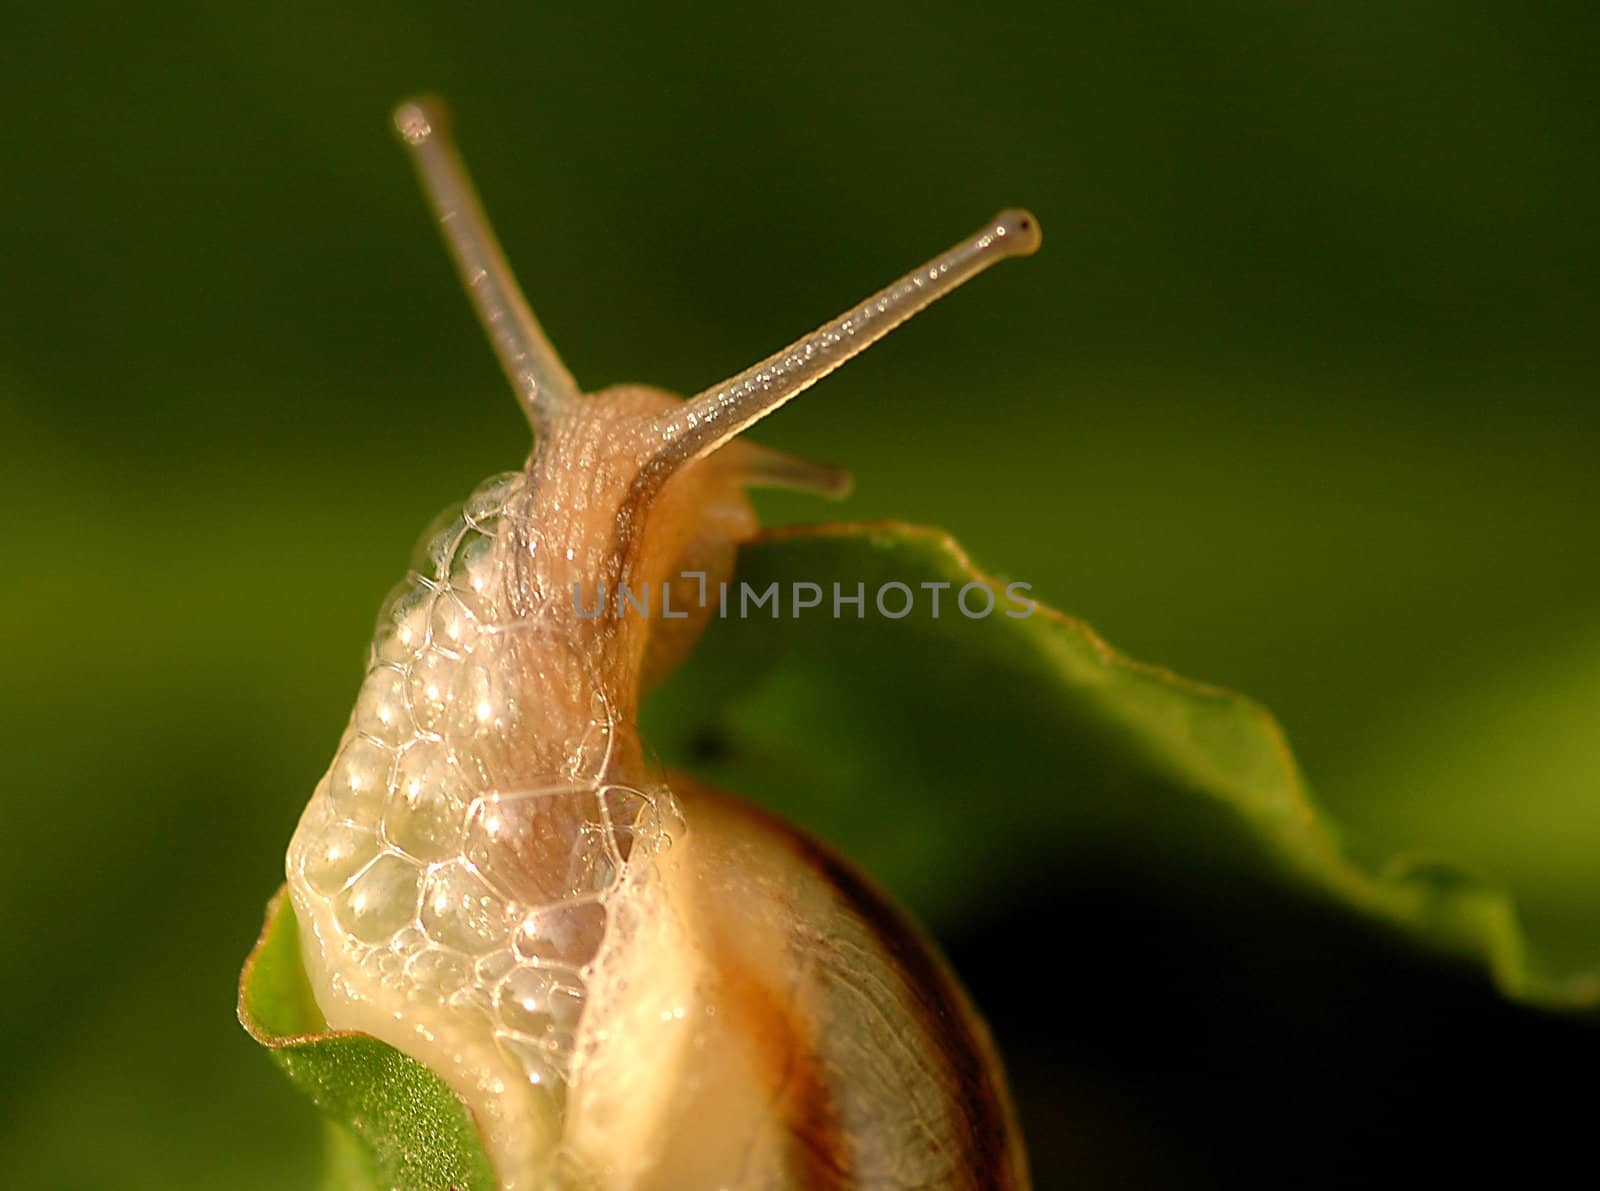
2 2 1597 1186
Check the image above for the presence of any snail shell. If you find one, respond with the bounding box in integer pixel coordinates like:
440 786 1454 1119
285 97 1038 1188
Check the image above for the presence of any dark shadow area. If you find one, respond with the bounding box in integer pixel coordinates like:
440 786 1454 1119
949 870 1596 1187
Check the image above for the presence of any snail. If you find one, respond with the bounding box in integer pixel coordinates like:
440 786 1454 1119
284 96 1039 1189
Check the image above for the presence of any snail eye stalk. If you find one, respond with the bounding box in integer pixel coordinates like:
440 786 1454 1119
395 97 582 429
638 209 1042 489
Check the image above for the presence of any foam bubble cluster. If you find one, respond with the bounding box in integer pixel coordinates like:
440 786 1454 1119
285 471 683 1158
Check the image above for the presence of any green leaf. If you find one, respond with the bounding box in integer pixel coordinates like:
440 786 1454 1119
1328 615 1600 984
237 890 498 1190
643 521 1600 1008
241 520 1596 1185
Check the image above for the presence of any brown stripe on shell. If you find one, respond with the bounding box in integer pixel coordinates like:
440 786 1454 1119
680 777 1030 1189
701 911 855 1187
799 837 1028 1189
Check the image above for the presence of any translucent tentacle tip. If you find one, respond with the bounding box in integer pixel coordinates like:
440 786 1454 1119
393 97 445 146
989 208 1042 257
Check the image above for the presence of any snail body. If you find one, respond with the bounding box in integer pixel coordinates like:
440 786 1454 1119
286 98 1038 1188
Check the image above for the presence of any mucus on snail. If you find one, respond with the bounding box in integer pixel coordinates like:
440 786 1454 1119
284 95 1039 1189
